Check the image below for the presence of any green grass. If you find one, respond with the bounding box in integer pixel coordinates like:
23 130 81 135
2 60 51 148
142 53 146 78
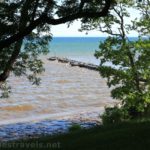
1 121 150 150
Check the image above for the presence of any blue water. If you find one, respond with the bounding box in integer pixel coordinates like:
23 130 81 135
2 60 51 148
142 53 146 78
48 37 138 65
49 37 106 65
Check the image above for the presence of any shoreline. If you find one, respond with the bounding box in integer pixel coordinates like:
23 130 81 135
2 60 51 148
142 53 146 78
0 109 103 142
0 58 116 141
0 99 116 142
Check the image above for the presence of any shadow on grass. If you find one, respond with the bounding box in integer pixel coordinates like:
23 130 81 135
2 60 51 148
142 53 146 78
1 121 150 150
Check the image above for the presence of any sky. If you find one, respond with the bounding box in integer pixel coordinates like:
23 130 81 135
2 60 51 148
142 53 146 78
51 8 140 37
50 20 108 37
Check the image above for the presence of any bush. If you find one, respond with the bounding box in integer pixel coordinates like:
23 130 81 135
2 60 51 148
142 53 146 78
101 106 129 125
69 123 82 132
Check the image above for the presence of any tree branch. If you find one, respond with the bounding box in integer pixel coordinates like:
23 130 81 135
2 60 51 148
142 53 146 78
0 0 111 50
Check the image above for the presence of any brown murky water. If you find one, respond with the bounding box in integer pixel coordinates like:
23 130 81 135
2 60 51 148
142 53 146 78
0 59 116 125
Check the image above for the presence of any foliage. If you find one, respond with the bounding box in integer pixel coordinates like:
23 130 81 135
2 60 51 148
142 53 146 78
0 0 112 97
0 0 53 97
69 123 82 132
0 1 146 98
101 106 130 125
82 0 150 119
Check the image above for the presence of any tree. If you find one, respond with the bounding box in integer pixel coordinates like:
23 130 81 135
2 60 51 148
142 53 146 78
82 0 150 119
0 0 112 97
0 0 112 50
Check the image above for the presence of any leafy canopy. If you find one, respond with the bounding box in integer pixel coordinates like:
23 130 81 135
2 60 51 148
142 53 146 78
0 0 112 97
82 0 150 119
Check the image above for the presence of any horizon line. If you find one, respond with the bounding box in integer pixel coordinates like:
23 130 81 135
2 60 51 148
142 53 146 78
52 36 138 38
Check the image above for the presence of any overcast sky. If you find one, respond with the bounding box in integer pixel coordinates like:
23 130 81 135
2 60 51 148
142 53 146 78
51 8 140 37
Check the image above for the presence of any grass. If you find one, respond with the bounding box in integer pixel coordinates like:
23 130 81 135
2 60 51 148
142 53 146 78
1 121 150 150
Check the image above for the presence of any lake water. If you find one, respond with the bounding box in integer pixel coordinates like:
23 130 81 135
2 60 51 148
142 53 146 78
49 37 105 64
0 37 117 126
49 37 138 65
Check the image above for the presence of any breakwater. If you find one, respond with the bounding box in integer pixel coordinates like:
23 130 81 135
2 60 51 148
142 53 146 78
48 57 99 71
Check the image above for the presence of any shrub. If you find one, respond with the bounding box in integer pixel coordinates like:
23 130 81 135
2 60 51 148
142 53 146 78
101 106 130 125
69 123 82 132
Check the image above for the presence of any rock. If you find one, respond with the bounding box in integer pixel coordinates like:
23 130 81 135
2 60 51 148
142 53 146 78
85 64 99 71
57 58 70 63
77 62 98 71
70 61 81 66
48 57 58 61
48 57 99 71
